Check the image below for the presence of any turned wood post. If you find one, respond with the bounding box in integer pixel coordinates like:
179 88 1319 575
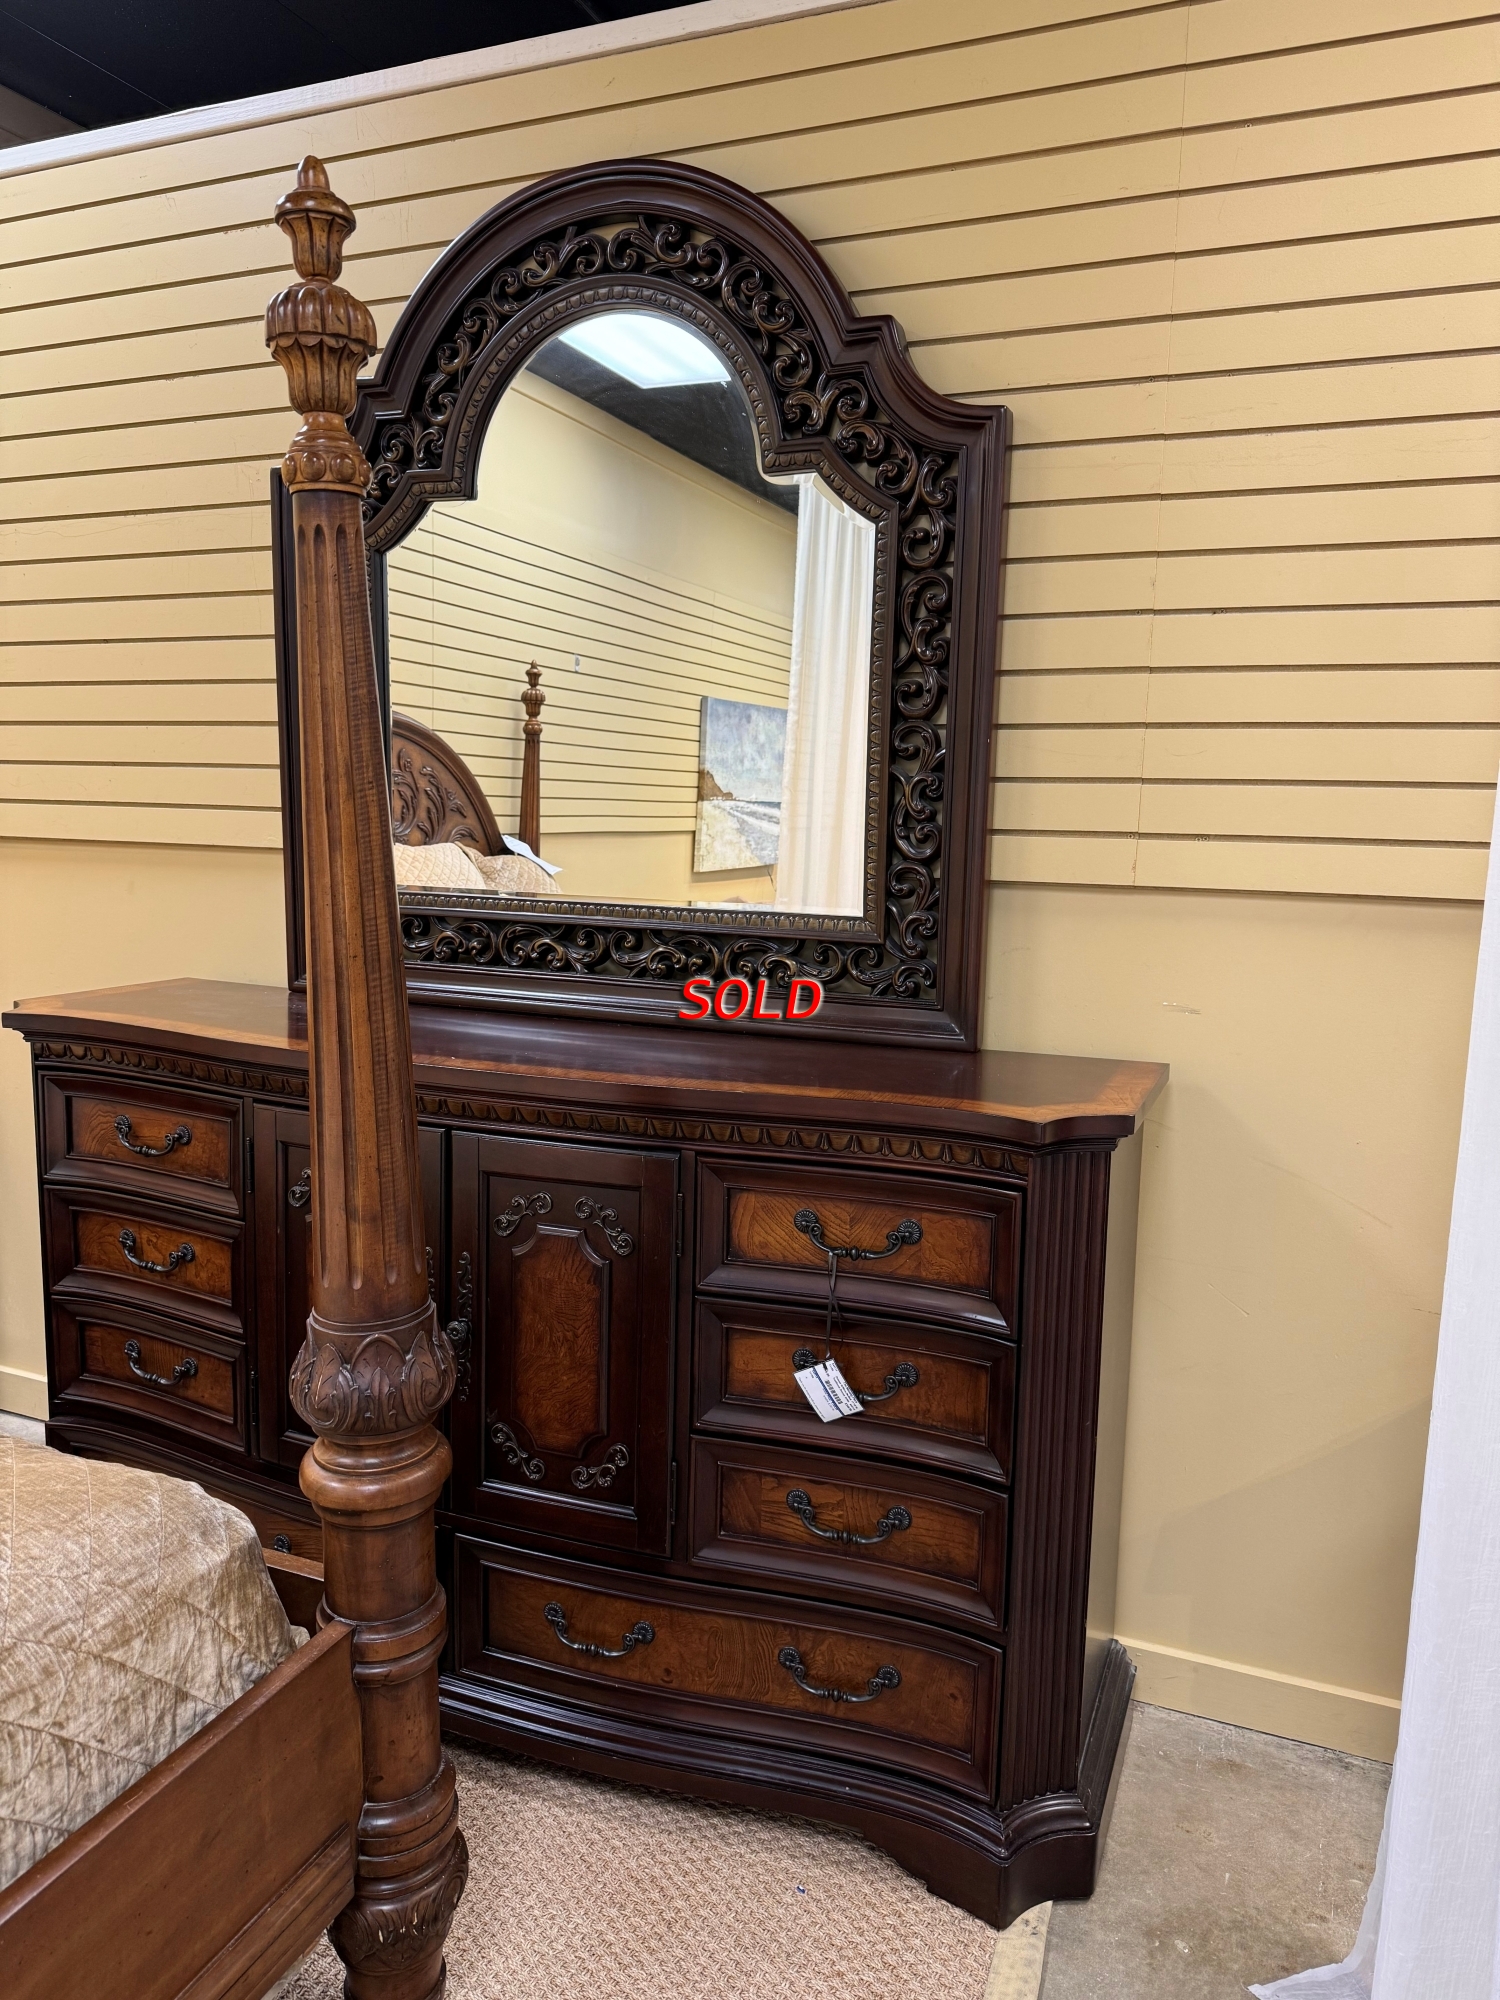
518 662 544 855
265 157 467 2000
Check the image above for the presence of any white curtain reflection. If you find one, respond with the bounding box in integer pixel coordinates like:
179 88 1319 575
775 476 876 915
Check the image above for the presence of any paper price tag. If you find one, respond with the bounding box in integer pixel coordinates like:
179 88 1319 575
793 1356 864 1423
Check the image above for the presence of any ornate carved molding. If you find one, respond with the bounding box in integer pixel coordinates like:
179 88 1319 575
30 1040 310 1100
414 1090 1031 1178
289 1319 459 1436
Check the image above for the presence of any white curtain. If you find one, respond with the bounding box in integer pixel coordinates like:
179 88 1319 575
1252 775 1500 2000
775 475 875 915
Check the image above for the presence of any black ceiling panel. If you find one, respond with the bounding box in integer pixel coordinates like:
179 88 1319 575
0 1 686 129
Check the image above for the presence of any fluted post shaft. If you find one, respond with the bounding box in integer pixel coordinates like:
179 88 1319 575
266 156 466 2000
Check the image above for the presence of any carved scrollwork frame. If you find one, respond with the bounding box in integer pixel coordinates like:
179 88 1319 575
274 161 1007 1047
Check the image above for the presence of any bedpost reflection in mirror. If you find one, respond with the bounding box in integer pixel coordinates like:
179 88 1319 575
385 307 875 918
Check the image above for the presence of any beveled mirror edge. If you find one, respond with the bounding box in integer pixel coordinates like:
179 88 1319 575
275 158 1009 1049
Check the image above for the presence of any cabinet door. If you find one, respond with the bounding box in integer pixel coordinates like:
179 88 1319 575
252 1105 444 1470
450 1132 677 1556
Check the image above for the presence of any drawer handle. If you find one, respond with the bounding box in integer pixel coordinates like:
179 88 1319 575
114 1114 192 1158
544 1601 655 1659
793 1208 922 1264
777 1647 901 1704
122 1339 198 1390
118 1228 195 1276
785 1489 912 1547
288 1168 311 1209
495 1191 552 1237
574 1198 634 1257
271 1536 293 1553
491 1421 545 1482
572 1442 629 1491
792 1349 920 1407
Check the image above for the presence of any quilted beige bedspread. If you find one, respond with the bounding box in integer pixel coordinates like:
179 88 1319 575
0 1439 301 1891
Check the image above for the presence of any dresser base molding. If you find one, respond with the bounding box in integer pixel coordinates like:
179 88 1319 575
438 1638 1135 1929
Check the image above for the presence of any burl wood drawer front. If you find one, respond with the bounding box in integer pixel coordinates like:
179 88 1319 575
694 1301 1015 1484
48 1190 242 1333
697 1160 1018 1333
51 1303 248 1454
457 1541 1000 1798
41 1075 241 1215
688 1439 1007 1632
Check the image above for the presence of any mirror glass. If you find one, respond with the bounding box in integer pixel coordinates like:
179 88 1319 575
386 308 876 916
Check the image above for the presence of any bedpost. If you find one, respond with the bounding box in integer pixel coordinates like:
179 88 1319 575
266 158 467 2000
518 662 544 855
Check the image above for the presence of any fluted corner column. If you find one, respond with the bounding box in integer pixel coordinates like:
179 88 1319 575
265 156 467 2000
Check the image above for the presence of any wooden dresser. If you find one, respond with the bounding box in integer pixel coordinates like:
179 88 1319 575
5 977 1163 1925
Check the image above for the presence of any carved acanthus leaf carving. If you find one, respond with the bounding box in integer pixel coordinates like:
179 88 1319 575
390 743 483 847
330 1832 470 1973
289 1320 458 1435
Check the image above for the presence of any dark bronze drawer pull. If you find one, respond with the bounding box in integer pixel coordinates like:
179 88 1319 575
544 1601 654 1659
114 1114 192 1158
118 1228 195 1276
122 1339 198 1390
777 1646 901 1704
495 1191 551 1237
572 1442 629 1491
287 1167 311 1209
793 1209 922 1264
491 1421 545 1482
574 1198 634 1256
785 1489 912 1546
793 1349 920 1407
271 1535 293 1553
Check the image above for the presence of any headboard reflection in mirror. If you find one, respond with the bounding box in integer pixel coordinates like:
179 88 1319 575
274 161 1008 1045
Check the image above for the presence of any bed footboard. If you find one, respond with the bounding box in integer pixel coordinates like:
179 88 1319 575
0 1620 360 2000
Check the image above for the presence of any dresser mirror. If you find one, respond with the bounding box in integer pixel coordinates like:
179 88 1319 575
386 306 875 918
274 160 1008 1045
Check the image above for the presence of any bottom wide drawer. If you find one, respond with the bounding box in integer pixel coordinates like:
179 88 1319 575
51 1301 249 1455
455 1539 1000 1798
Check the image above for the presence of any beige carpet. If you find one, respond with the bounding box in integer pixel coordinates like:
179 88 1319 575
278 1743 1036 2000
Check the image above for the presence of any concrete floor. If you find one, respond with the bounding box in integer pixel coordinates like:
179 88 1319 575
1039 1703 1389 1999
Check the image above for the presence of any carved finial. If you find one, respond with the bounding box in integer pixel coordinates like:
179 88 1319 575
265 156 378 493
274 155 356 280
522 663 545 729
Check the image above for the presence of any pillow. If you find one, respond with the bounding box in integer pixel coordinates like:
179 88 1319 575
463 848 557 897
391 840 488 892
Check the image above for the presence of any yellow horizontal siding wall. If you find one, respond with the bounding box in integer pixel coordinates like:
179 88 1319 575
2 0 1495 895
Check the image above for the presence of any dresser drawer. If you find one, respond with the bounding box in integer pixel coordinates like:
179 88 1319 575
697 1160 1018 1333
51 1302 249 1455
41 1075 241 1216
48 1190 241 1333
688 1438 1006 1632
694 1301 1014 1484
457 1540 1000 1798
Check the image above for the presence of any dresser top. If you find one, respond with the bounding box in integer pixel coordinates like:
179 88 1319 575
4 979 1167 1147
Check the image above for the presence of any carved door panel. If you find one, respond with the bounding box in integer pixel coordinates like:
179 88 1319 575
253 1105 445 1470
449 1132 677 1556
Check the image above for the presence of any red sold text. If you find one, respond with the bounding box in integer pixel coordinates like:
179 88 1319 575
678 976 825 1022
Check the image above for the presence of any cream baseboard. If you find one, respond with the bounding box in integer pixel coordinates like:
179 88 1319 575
1120 1635 1399 1761
0 1364 47 1421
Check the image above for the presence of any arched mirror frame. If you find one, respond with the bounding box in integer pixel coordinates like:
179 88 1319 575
274 160 1009 1047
